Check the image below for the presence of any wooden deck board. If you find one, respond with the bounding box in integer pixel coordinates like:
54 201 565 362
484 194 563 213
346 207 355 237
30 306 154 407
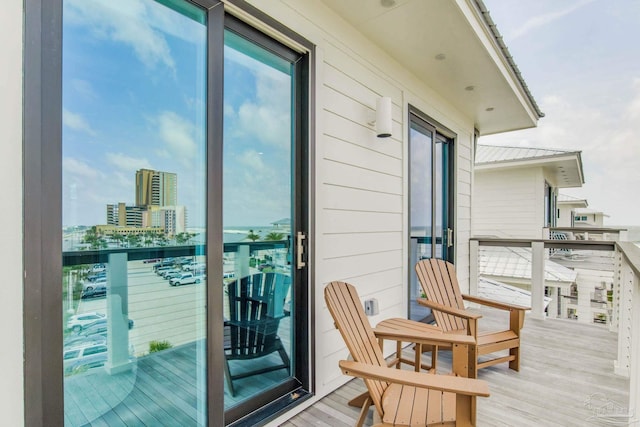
64 309 629 426
286 310 630 426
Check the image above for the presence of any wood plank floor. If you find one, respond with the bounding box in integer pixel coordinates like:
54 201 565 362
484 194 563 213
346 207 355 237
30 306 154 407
282 310 631 427
65 309 630 426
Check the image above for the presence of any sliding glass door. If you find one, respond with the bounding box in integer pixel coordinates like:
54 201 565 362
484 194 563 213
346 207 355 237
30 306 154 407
408 109 454 321
222 16 309 423
55 1 309 425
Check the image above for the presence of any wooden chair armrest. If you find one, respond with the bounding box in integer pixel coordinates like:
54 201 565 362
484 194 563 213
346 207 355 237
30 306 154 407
462 294 530 312
417 298 482 320
373 326 476 347
339 360 490 397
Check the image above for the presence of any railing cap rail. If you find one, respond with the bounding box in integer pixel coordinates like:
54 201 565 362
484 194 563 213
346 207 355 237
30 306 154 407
470 237 616 251
617 241 640 277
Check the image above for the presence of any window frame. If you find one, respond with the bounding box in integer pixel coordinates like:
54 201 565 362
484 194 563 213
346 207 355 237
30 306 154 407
23 1 314 426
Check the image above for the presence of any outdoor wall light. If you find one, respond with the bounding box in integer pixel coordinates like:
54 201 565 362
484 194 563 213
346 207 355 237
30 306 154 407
369 96 392 138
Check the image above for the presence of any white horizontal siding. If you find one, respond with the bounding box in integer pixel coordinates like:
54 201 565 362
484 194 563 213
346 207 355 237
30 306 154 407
242 0 477 408
473 168 544 239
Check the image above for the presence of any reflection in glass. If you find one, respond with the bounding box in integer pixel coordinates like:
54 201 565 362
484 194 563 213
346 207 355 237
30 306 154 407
409 123 433 321
62 1 207 425
222 28 294 406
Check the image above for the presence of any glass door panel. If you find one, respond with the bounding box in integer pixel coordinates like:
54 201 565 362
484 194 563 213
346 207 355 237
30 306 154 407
62 1 207 425
223 26 296 410
408 111 454 321
409 120 433 321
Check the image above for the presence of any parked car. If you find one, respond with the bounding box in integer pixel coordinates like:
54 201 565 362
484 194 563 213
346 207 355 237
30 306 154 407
155 266 174 275
91 263 106 273
82 317 134 331
81 285 107 299
63 344 108 374
162 269 182 279
66 312 105 332
79 323 108 337
184 262 206 271
86 271 106 282
64 333 107 349
83 276 106 291
170 272 200 286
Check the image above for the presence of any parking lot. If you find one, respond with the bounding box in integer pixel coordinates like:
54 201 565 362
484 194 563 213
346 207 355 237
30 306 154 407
76 259 208 357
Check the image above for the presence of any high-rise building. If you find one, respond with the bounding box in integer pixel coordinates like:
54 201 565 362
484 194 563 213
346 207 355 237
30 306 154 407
135 169 177 207
106 203 146 228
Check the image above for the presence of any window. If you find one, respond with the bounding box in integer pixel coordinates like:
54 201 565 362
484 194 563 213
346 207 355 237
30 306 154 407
408 107 454 321
25 1 312 425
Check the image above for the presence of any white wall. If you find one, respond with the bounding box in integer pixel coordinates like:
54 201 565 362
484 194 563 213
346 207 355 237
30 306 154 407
473 167 545 239
244 0 476 405
0 0 24 424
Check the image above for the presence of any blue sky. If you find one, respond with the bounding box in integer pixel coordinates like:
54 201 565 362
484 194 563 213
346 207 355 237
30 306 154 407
62 0 292 228
481 0 640 226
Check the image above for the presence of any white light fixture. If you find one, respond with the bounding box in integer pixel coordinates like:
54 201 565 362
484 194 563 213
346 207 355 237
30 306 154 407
369 96 392 138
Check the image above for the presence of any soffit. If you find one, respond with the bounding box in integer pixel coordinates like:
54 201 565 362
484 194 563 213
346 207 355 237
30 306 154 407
320 0 540 135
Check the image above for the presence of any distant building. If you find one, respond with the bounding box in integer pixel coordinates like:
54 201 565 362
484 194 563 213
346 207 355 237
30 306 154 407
95 224 164 236
473 145 584 239
135 168 177 208
573 207 608 227
557 193 588 227
149 205 186 237
106 202 146 228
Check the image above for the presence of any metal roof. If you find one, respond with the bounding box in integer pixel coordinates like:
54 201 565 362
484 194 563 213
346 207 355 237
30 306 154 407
558 194 588 206
476 144 580 164
478 277 551 309
479 246 577 284
474 0 544 119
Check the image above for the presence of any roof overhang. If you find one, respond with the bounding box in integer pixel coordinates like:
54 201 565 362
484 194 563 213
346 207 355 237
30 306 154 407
319 0 542 135
476 152 585 188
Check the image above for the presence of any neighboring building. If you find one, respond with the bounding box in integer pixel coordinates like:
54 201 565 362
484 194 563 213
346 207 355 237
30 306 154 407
473 144 584 239
6 1 547 426
96 224 164 237
557 193 588 227
106 203 146 228
149 205 186 237
573 207 608 227
135 168 178 208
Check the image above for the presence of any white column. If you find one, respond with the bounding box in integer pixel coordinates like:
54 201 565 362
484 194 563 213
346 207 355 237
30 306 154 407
531 241 546 319
236 245 250 279
469 240 479 296
105 252 132 374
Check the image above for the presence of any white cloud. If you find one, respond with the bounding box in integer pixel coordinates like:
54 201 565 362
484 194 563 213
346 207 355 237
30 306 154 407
509 0 596 40
65 0 175 71
480 78 640 225
63 157 101 179
105 152 153 172
156 111 200 167
233 72 292 150
63 108 96 136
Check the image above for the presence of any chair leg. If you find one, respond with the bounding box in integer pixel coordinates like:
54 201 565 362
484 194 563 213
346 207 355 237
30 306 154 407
278 344 291 374
509 346 520 371
223 358 235 397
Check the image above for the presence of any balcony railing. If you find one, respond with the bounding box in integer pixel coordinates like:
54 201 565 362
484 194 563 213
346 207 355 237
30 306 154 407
470 235 640 420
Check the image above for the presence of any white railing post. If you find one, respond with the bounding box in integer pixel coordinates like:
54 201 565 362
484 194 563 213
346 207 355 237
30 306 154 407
531 241 546 319
469 240 479 296
629 269 639 424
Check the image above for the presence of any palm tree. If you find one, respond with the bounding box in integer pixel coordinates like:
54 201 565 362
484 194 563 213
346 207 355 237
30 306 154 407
264 232 285 241
246 229 261 242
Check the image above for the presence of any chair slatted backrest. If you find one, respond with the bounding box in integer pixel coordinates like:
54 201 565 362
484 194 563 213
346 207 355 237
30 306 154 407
324 281 388 415
227 272 290 357
415 259 467 332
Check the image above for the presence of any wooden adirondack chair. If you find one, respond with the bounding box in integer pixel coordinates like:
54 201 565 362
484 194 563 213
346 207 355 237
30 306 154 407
415 259 529 375
325 281 489 427
224 272 291 396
